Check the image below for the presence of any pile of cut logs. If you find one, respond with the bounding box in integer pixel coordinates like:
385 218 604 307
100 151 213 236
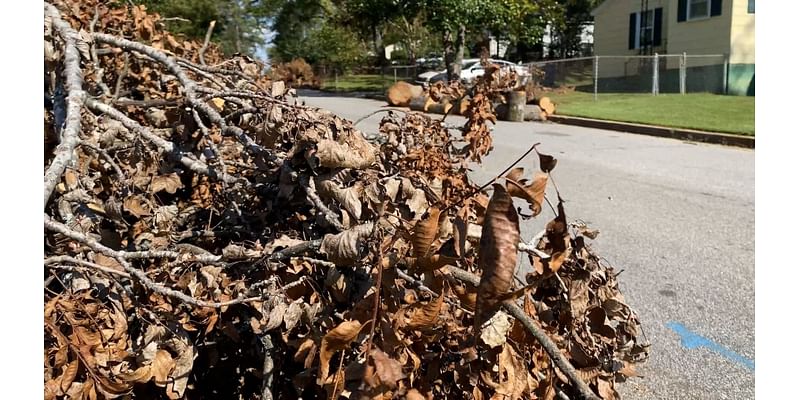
386 81 556 122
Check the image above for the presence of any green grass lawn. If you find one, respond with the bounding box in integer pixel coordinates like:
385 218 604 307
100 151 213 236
320 74 402 93
547 91 755 135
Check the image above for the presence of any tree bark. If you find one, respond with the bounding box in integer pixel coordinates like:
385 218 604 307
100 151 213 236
373 25 384 66
444 24 466 82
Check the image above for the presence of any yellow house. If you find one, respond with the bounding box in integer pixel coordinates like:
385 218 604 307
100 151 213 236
591 0 754 95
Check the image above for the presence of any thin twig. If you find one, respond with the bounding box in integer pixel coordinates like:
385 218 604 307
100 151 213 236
79 142 125 178
260 334 274 400
44 255 131 278
302 178 345 232
44 4 87 208
444 265 601 400
112 53 129 102
86 98 241 185
45 215 261 309
199 20 216 66
91 33 275 163
89 5 111 97
267 239 323 262
441 142 540 213
354 108 409 126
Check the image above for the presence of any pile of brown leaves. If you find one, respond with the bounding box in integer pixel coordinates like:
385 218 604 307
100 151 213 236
44 1 648 399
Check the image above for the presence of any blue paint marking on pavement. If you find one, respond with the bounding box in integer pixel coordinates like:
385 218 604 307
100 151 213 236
666 321 754 372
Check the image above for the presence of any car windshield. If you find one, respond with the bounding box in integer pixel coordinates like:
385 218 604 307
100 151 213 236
463 61 479 69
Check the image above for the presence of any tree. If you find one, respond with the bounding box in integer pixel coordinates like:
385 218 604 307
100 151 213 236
268 0 331 62
134 0 272 55
547 0 599 59
423 0 556 80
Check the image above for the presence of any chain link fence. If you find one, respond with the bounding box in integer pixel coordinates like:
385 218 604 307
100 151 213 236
525 54 729 99
314 65 420 92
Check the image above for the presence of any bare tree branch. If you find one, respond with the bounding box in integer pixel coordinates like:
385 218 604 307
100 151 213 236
199 20 216 66
85 98 242 185
91 33 276 164
44 215 261 309
44 4 87 208
45 255 131 278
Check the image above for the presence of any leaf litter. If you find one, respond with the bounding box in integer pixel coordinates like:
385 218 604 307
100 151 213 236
43 1 649 399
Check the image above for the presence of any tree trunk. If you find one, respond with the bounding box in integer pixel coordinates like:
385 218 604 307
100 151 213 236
507 91 527 122
444 25 465 81
373 25 384 66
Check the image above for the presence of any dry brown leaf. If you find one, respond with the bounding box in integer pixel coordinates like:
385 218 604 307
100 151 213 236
597 377 618 400
123 196 150 217
318 320 362 385
265 300 288 331
368 348 406 389
294 338 317 369
121 365 153 384
406 388 426 400
150 173 184 194
319 222 374 265
60 360 80 393
480 311 512 348
541 201 571 274
315 139 376 170
538 152 558 173
506 171 549 217
283 300 304 332
412 207 441 258
165 337 194 399
476 184 520 327
152 349 175 387
405 292 445 330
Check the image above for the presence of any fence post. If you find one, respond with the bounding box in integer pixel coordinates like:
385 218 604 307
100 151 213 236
335 69 339 90
723 53 729 95
680 52 687 95
652 53 659 96
393 67 397 83
593 55 599 101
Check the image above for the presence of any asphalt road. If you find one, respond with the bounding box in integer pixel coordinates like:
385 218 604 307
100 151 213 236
298 91 755 399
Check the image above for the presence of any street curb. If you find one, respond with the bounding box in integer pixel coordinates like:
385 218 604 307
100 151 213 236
547 115 755 149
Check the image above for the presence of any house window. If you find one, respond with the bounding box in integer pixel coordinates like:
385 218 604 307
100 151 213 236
688 0 710 20
748 0 754 13
629 8 662 50
640 10 654 47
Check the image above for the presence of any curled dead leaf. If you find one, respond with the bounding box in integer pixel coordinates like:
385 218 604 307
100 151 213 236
412 207 441 258
318 320 363 385
476 184 520 328
320 222 374 265
405 291 445 330
367 348 406 389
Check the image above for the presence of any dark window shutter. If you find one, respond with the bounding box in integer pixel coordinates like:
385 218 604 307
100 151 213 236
629 13 636 49
711 0 723 16
653 8 663 46
678 0 687 22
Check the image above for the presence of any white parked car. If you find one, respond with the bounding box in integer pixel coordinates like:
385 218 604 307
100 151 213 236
416 58 529 85
459 59 530 84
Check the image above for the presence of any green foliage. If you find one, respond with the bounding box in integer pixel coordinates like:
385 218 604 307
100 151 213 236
271 11 366 72
133 0 270 55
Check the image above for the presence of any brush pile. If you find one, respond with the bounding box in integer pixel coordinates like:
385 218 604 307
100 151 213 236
43 1 648 399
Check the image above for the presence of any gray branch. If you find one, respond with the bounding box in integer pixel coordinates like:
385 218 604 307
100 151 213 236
43 4 87 208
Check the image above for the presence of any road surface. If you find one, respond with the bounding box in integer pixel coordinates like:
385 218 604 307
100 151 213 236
298 91 755 399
